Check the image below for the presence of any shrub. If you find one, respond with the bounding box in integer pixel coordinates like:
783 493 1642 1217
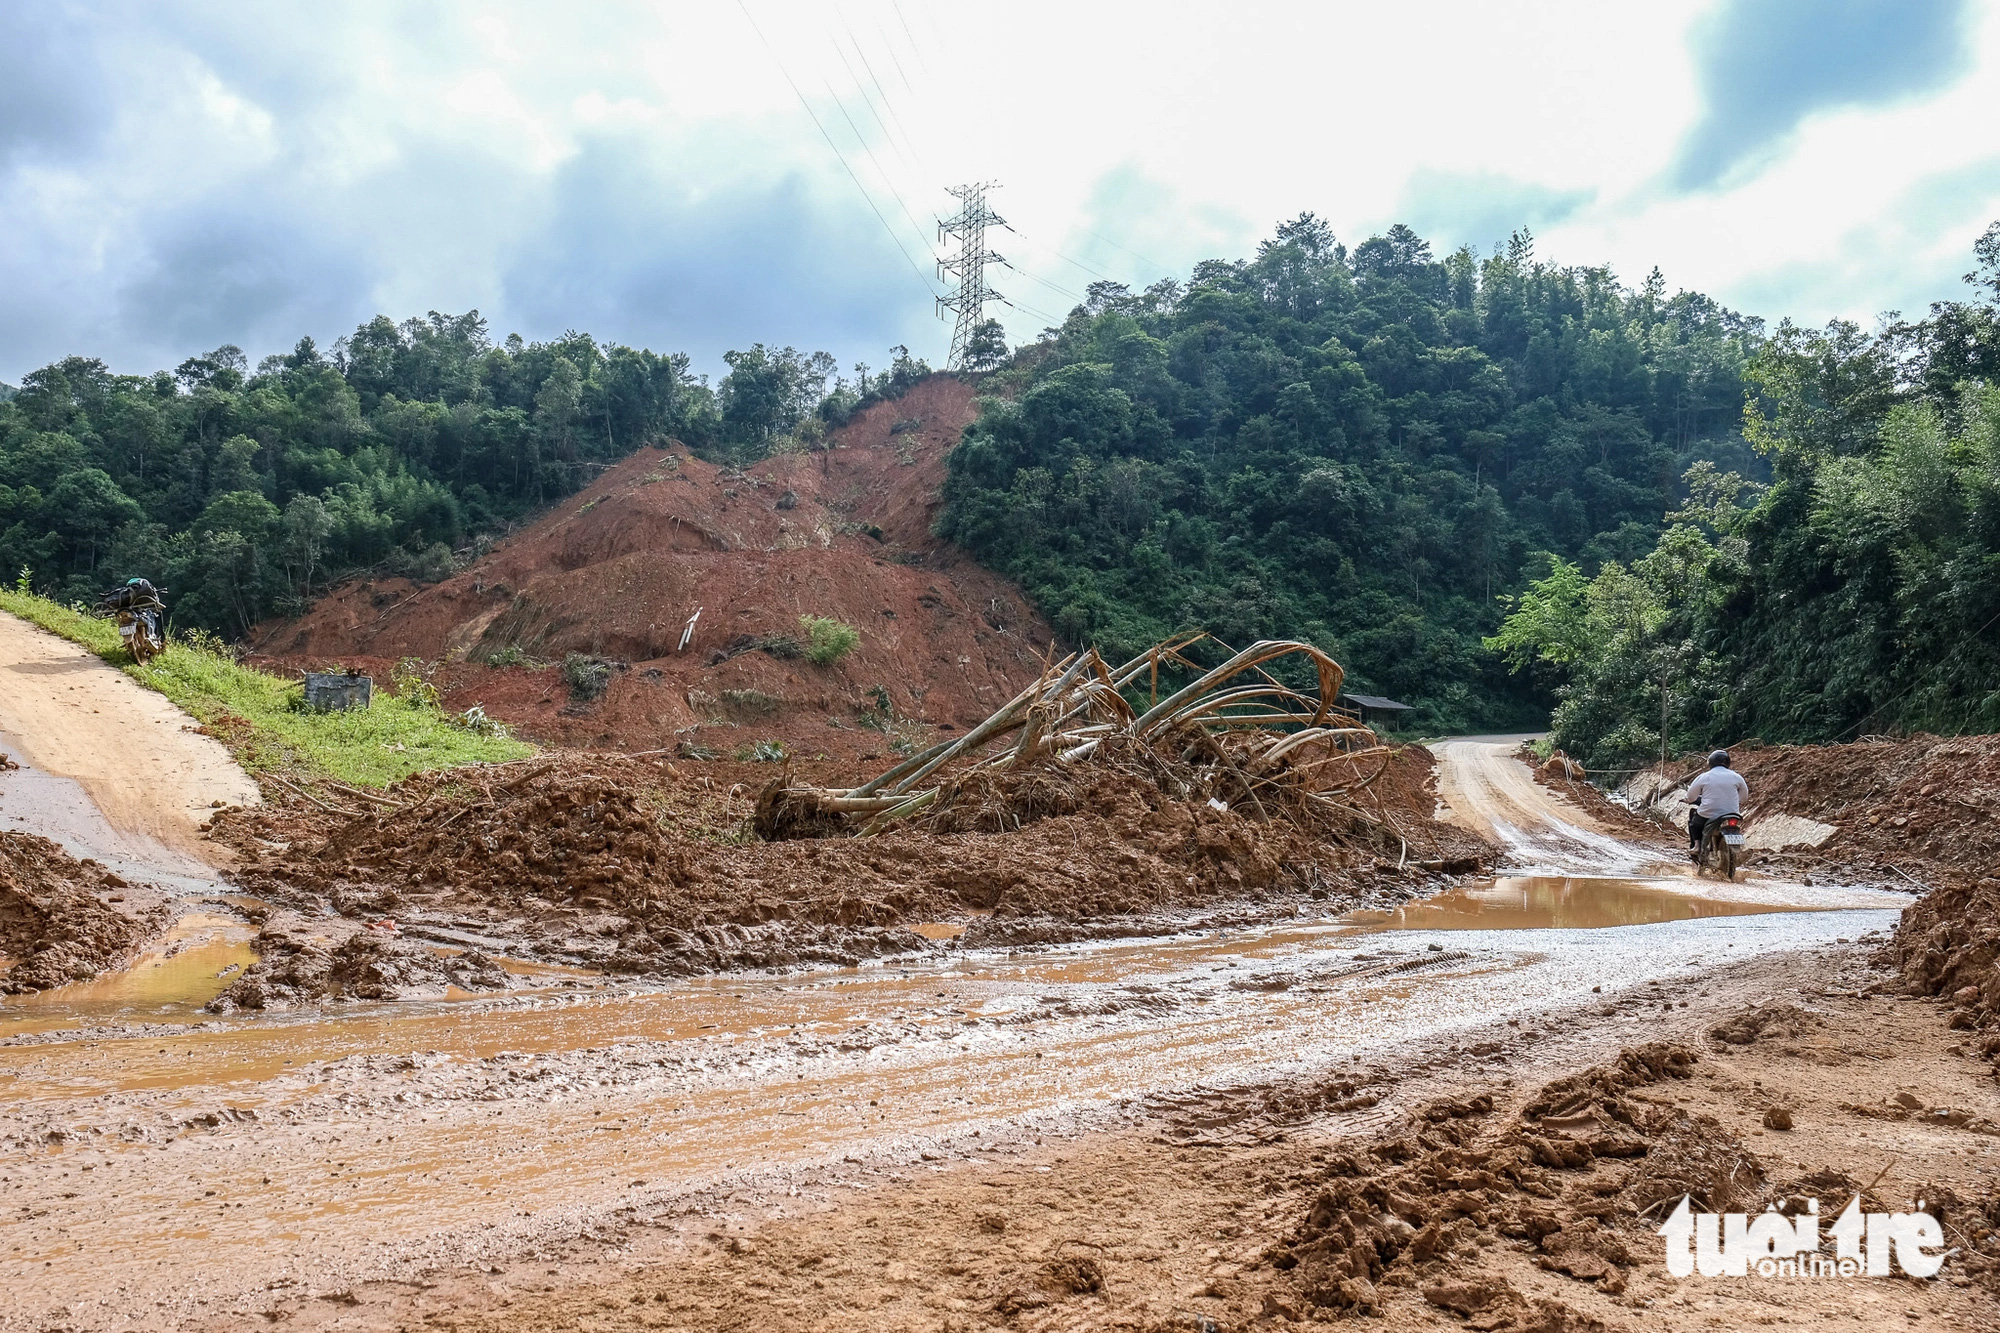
562 652 614 701
454 704 510 738
391 657 442 710
799 614 859 666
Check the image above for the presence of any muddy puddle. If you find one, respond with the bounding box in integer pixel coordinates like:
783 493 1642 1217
1 910 258 1032
1340 874 1818 932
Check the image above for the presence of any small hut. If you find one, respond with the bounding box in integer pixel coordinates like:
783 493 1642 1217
1337 692 1414 732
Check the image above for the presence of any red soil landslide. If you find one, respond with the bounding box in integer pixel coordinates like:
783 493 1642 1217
212 745 1491 976
249 377 1052 758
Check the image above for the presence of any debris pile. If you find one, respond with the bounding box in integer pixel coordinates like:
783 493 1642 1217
247 376 1054 757
210 640 1489 975
0 831 168 992
1266 1043 1762 1315
757 636 1420 851
1626 734 2000 878
1894 874 2000 1069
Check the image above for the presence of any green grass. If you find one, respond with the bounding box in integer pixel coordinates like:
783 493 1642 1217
0 589 532 787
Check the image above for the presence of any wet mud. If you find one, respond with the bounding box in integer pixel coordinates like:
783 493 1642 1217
0 831 172 994
1343 874 1856 932
206 748 1486 980
1 732 1986 1330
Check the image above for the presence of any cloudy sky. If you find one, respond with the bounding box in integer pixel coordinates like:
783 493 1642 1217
4 0 1998 384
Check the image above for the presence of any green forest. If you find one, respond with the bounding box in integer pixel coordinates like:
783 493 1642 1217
0 315 925 635
1488 223 2000 765
15 213 1997 747
939 218 1764 731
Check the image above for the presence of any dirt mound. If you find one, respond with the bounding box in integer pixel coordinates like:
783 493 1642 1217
249 377 1053 758
1265 1042 1743 1313
0 831 169 992
1519 746 1670 845
1706 1002 1821 1046
211 745 1488 976
1894 874 2000 1068
208 925 510 1010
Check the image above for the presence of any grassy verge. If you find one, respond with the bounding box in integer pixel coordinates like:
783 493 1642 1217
0 589 531 787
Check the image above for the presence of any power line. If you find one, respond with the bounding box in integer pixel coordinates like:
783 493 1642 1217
1010 264 1088 305
890 0 929 76
819 76 936 258
874 16 918 96
827 33 920 185
838 14 928 177
1076 223 1176 278
733 0 941 300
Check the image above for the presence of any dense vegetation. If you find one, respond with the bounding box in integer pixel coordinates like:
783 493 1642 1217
1489 223 2000 767
939 218 1765 731
0 315 926 634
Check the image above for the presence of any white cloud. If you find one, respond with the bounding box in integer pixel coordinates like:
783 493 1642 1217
0 0 1994 382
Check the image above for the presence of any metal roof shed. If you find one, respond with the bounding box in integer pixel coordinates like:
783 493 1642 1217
1338 692 1414 729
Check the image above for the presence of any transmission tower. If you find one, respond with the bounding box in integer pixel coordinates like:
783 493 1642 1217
937 182 1009 371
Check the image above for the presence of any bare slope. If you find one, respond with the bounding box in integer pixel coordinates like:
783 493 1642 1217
252 377 1054 755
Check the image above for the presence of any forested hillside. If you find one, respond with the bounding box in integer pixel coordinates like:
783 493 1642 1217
0 316 924 634
939 218 1764 731
1490 223 2000 766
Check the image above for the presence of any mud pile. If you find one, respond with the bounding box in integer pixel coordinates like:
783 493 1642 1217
209 926 511 1011
1894 875 2000 1067
214 746 1487 975
1265 1043 1762 1318
1521 747 1670 845
248 377 1054 757
0 831 168 992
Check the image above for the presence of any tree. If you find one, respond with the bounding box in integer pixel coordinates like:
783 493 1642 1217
960 319 1009 373
281 494 334 599
535 356 583 465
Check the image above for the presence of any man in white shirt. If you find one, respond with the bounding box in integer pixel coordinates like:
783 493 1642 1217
1684 750 1749 858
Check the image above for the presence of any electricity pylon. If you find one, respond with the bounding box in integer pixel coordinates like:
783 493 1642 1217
937 182 1008 371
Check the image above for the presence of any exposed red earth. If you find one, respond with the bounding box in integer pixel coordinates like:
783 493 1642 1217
250 377 1053 758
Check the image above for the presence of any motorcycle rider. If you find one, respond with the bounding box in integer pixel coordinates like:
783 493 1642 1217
1684 749 1749 859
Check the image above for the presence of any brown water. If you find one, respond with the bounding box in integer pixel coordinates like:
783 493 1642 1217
2 911 258 1031
1340 875 1812 933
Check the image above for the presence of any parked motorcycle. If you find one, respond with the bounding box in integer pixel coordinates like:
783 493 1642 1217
98 578 167 665
1696 812 1744 880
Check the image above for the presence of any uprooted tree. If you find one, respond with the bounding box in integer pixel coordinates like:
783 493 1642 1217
755 635 1432 855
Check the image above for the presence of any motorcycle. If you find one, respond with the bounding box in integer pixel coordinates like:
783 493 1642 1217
99 581 167 665
1696 812 1745 881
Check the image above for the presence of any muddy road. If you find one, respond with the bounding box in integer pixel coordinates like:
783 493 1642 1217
0 609 257 876
0 724 1917 1329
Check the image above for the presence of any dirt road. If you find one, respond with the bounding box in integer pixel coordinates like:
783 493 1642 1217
1431 737 1671 875
1 731 1931 1329
0 610 258 872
